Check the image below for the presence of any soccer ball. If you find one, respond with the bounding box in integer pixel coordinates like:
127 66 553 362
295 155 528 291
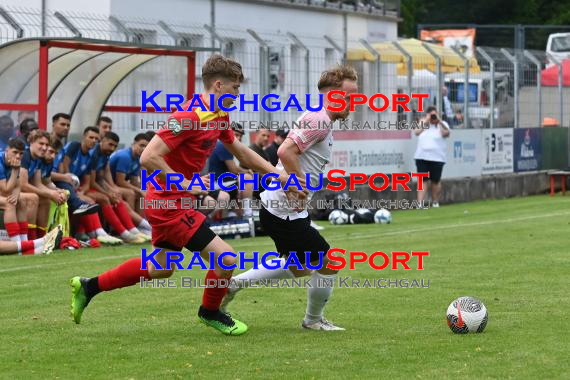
374 209 392 224
446 296 488 334
70 174 80 190
328 210 349 225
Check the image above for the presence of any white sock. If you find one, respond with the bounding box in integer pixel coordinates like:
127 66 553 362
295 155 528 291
242 198 253 217
96 228 108 237
120 231 131 240
10 235 21 242
19 234 27 241
129 227 141 235
33 238 45 254
232 258 294 288
138 219 151 230
304 271 337 324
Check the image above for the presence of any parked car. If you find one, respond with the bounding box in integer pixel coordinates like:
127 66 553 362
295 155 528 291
445 71 514 128
546 33 570 66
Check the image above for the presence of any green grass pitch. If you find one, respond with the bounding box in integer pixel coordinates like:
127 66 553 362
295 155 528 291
1 194 569 379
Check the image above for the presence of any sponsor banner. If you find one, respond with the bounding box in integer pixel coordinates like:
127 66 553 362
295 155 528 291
443 129 482 178
331 137 414 175
420 28 476 58
513 128 542 172
481 129 514 175
541 127 568 170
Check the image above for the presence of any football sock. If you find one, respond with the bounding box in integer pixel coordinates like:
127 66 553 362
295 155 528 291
242 197 253 217
115 202 136 230
102 204 127 234
232 258 294 288
129 228 142 235
96 257 151 294
19 221 28 241
304 271 337 324
202 270 231 311
80 215 97 237
17 238 45 255
5 222 21 242
138 219 151 231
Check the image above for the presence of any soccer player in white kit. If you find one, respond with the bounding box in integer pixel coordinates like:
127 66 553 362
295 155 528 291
221 66 359 330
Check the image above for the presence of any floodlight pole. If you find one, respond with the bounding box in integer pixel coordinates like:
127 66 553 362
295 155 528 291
0 7 24 38
477 47 495 129
524 50 542 128
247 28 271 123
324 35 344 65
109 16 132 41
423 42 442 117
501 49 519 128
452 46 470 129
287 32 310 96
360 39 382 123
547 53 564 129
54 12 82 38
158 21 179 43
392 41 413 126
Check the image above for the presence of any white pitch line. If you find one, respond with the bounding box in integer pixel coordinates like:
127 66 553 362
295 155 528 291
1 210 569 274
335 210 570 240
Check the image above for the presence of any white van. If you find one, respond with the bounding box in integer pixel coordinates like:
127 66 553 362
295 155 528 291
444 72 514 128
546 33 570 66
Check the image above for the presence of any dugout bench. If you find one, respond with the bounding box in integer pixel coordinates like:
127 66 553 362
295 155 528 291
549 171 570 196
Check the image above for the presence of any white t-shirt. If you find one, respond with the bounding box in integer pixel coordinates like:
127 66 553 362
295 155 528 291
261 108 333 220
414 121 449 163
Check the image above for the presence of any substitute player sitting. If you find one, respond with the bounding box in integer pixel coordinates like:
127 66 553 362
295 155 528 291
69 54 305 336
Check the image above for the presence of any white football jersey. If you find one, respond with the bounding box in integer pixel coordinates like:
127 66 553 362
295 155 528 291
261 108 333 220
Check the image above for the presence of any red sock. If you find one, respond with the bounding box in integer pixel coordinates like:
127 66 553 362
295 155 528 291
28 227 37 240
98 257 151 291
5 222 20 239
115 202 136 230
76 224 85 234
202 270 230 311
21 240 35 255
88 213 103 230
18 222 28 238
102 204 127 234
80 215 94 233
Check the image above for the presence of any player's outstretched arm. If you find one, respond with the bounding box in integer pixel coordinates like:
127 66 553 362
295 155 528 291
225 138 307 196
140 136 208 194
277 138 304 178
224 139 278 176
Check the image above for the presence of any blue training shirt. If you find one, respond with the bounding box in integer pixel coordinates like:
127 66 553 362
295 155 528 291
208 141 234 181
20 150 43 181
0 151 18 180
109 147 140 181
90 144 110 177
54 141 94 178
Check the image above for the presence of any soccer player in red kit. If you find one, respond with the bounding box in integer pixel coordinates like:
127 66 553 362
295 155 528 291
69 54 301 335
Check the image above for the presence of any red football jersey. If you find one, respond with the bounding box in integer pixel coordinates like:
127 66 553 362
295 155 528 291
149 96 235 199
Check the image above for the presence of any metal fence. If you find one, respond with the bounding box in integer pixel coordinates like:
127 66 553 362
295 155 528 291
0 6 568 145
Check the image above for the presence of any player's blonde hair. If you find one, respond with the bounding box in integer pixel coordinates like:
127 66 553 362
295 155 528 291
202 54 245 89
317 65 358 92
27 129 51 144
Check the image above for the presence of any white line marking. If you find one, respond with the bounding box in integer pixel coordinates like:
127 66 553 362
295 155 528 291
1 210 569 274
335 210 570 240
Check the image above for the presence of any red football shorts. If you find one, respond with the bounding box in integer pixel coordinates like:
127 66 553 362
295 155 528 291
144 193 206 251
